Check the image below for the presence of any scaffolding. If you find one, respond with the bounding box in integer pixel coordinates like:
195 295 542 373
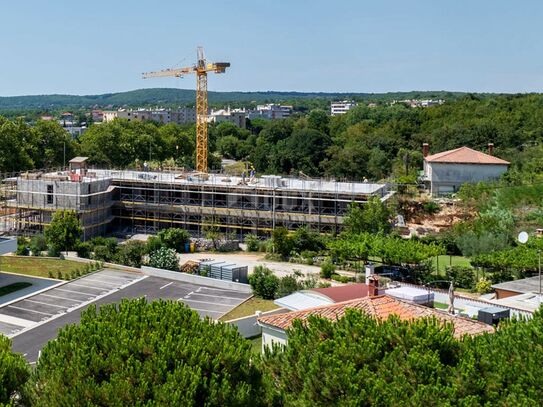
0 166 393 239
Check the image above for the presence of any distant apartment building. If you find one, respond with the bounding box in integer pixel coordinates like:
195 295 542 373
103 108 196 125
331 101 357 116
247 104 292 120
91 110 104 123
208 108 246 128
396 99 445 108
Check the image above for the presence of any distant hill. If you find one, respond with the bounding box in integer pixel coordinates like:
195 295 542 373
0 88 467 111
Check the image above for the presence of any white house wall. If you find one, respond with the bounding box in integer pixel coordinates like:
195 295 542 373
426 162 508 195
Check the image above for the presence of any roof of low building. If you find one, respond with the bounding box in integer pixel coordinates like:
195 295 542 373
274 284 371 311
309 283 370 302
69 156 89 164
425 146 509 165
274 292 333 311
491 276 542 295
258 295 494 338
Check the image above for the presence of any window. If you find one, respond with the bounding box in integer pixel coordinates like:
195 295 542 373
46 185 54 204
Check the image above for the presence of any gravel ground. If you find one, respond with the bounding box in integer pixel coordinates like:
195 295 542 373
177 251 355 279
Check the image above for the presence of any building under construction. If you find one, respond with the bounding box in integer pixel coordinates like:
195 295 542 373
1 158 393 239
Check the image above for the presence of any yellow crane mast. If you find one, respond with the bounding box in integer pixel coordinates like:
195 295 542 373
142 47 230 173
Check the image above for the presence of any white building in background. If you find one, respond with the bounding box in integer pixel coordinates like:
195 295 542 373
248 104 292 120
102 108 196 125
208 108 246 128
330 101 357 116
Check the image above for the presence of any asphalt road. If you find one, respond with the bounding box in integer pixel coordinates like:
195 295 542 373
11 276 251 363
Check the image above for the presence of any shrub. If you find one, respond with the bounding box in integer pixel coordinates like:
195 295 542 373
422 201 440 215
148 247 179 271
276 275 300 298
145 236 163 254
445 266 476 289
248 266 279 299
157 228 191 252
245 234 260 252
56 271 62 280
76 242 92 259
29 235 47 256
331 274 355 283
115 240 146 268
272 227 294 258
16 237 29 256
92 245 114 262
475 277 493 294
320 260 336 279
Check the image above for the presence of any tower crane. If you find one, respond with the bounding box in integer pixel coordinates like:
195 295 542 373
142 47 230 173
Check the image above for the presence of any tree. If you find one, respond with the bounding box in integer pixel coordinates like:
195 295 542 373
44 210 82 253
148 247 179 271
157 228 191 252
261 309 543 405
272 227 293 258
248 266 279 299
344 198 392 235
115 240 147 268
28 299 265 406
0 335 30 404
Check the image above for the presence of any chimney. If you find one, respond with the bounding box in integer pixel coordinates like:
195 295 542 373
368 275 380 297
422 143 429 158
487 143 494 156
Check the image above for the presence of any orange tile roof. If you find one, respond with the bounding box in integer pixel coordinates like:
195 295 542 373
258 295 494 338
425 146 509 165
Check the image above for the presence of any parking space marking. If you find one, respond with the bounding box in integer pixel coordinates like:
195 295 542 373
7 305 55 317
179 298 232 308
24 299 69 309
40 293 83 303
185 291 240 300
56 287 99 296
67 282 107 290
160 282 174 290
185 307 223 316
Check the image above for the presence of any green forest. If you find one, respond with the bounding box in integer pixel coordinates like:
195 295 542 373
2 93 543 183
0 88 462 111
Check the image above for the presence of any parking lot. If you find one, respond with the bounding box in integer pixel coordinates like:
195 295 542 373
0 269 143 336
134 277 252 319
10 273 253 363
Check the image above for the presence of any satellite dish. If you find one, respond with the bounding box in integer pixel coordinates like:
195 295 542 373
518 231 529 244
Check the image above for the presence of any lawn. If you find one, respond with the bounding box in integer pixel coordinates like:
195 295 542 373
248 335 262 354
0 256 86 279
431 255 472 275
219 297 279 321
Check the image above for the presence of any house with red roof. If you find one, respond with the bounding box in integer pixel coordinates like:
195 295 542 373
422 143 509 196
258 295 494 350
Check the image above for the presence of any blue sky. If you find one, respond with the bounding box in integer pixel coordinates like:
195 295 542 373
1 0 542 95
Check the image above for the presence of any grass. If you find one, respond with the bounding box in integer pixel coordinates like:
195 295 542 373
434 302 449 310
432 255 472 275
219 297 279 321
248 336 262 354
0 282 32 297
0 256 85 279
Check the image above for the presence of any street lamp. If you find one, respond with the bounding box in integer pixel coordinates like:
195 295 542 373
517 231 541 304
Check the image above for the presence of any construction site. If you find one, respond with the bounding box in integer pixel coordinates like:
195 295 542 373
0 157 393 239
0 48 392 240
